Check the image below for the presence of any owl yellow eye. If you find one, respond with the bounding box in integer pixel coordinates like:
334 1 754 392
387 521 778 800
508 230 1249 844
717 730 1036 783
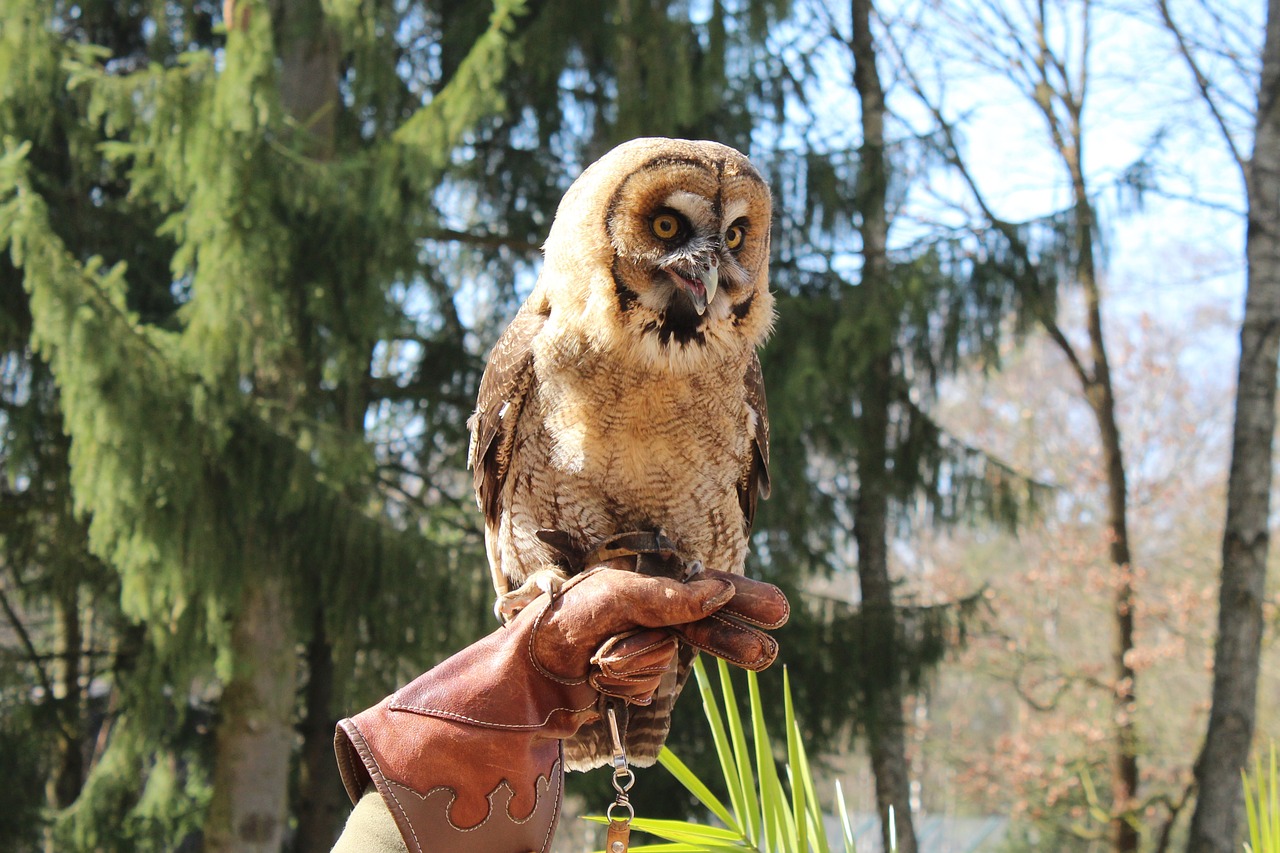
651 213 681 241
725 223 746 251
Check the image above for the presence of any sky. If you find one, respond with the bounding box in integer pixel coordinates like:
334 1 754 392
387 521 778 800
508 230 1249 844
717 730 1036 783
884 0 1257 381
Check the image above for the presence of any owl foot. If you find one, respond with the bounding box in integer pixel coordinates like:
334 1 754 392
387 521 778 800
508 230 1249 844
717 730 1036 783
496 568 570 623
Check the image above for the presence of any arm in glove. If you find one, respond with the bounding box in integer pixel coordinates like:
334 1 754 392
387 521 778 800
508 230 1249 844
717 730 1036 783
332 562 789 853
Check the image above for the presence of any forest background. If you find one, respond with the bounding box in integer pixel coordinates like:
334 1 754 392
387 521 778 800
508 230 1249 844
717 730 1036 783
0 0 1276 852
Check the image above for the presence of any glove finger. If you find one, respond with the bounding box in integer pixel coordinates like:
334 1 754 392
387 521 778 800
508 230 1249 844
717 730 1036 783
533 569 734 682
593 630 678 679
673 614 779 672
590 671 665 704
697 570 790 629
590 629 678 704
558 567 735 632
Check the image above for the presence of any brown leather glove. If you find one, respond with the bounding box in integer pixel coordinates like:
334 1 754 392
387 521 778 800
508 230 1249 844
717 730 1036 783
334 562 789 853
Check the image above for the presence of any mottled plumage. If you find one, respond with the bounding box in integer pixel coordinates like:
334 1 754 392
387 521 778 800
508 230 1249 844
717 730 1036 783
468 137 774 771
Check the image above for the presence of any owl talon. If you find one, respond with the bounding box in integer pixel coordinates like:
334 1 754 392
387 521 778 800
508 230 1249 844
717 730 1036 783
497 568 570 623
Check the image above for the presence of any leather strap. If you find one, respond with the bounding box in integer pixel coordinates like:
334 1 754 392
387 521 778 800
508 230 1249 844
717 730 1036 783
537 529 687 578
606 819 631 852
580 531 678 569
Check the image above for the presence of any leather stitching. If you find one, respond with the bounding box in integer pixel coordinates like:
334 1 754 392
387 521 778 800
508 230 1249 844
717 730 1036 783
336 730 364 798
528 595 592 686
698 614 772 667
721 587 790 628
378 759 561 831
539 746 564 853
388 701 598 729
344 726 425 853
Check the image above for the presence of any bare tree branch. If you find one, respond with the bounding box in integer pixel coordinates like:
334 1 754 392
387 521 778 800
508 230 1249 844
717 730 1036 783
424 227 542 254
0 572 76 742
1156 0 1249 174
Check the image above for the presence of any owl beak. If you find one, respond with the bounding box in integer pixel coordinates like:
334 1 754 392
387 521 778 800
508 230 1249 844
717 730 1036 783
692 262 719 316
664 257 719 316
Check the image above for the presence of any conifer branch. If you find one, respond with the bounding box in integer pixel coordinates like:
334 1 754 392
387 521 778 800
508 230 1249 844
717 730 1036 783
901 394 1057 494
376 472 482 538
1039 313 1094 393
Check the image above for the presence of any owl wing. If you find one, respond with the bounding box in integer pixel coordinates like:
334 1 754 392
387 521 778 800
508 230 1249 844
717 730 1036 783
467 298 546 534
738 352 771 532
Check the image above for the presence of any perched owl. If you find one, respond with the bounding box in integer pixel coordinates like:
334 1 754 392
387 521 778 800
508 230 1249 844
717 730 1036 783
467 137 774 771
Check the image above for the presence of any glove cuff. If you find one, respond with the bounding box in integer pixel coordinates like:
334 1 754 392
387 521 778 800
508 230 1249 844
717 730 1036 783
333 601 597 853
335 710 563 853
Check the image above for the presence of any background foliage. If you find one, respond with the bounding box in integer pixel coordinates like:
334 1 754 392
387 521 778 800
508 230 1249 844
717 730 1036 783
0 1 1273 852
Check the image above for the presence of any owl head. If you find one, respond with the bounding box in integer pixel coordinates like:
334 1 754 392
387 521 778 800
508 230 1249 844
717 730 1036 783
540 138 775 373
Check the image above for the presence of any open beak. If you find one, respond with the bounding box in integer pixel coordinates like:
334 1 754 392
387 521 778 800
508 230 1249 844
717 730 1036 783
665 257 719 316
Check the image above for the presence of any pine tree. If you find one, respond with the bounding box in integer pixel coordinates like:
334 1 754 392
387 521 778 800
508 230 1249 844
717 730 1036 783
1 0 522 848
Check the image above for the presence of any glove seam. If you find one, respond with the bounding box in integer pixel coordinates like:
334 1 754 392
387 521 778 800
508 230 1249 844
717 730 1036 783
722 589 790 629
389 700 598 729
704 614 770 667
536 744 565 853
528 597 592 686
336 727 366 801
340 725 425 853
380 779 505 832
597 665 670 679
595 634 673 662
379 765 565 840
593 634 675 675
593 671 665 686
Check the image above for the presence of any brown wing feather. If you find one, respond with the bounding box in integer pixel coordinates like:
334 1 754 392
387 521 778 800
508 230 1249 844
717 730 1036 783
467 298 547 526
738 352 771 532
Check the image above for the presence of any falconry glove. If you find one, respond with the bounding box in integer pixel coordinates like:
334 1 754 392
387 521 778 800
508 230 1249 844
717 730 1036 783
333 562 789 853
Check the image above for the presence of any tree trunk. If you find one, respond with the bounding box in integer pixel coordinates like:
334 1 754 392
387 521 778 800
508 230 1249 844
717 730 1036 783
204 573 297 853
215 3 345 845
44 586 85 853
850 1 919 849
1089 320 1140 853
1186 2 1280 849
1047 31 1140 843
855 451 920 853
293 613 346 853
276 4 344 847
48 585 84 810
1076 193 1140 853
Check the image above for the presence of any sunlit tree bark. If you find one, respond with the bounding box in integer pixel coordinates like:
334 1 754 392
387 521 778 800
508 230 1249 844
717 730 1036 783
1163 0 1280 849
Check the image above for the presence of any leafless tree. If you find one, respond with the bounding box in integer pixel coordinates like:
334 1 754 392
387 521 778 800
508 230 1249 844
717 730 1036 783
1156 1 1280 849
884 1 1143 848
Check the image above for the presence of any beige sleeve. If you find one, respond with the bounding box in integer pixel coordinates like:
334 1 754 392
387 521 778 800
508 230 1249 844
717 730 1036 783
330 789 409 853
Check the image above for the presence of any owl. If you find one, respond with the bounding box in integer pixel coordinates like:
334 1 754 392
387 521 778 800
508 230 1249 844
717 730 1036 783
467 137 774 771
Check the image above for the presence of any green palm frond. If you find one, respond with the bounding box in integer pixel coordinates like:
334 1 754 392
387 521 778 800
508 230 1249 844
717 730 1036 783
1245 743 1280 853
589 657 868 853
